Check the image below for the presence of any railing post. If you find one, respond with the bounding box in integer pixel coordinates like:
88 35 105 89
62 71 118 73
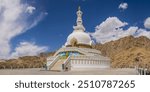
139 68 141 75
144 69 147 75
62 64 65 71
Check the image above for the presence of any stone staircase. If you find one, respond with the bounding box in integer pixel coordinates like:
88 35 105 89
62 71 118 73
50 59 65 71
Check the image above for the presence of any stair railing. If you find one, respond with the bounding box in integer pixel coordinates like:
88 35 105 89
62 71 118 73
62 56 71 71
48 55 60 70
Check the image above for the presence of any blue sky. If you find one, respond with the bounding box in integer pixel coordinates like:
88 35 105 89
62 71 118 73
13 0 150 49
0 0 150 59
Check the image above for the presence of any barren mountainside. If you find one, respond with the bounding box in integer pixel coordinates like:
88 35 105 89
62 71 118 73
0 52 55 69
94 36 150 68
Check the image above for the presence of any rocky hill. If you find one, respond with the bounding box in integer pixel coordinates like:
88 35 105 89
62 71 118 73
94 36 150 68
0 52 55 69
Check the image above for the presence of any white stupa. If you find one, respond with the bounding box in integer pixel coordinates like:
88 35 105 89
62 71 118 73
65 6 93 48
46 7 110 71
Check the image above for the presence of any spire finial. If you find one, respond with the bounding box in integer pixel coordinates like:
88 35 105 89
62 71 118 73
73 6 85 32
78 6 81 11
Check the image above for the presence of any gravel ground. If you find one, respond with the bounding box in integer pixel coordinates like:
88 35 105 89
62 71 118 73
0 68 137 75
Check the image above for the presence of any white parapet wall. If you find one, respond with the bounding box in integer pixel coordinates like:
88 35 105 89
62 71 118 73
69 56 110 70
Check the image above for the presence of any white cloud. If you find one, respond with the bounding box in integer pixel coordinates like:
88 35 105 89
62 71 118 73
144 17 150 29
0 0 24 59
0 0 47 59
91 17 150 44
26 6 36 14
119 2 128 10
135 28 150 39
11 42 48 59
27 12 47 30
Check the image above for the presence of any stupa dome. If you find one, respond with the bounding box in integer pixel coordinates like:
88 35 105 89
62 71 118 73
66 31 92 46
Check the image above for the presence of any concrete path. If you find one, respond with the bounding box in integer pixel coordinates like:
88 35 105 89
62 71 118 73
0 68 137 75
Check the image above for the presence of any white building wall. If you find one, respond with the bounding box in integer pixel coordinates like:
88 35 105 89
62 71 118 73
69 56 110 70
